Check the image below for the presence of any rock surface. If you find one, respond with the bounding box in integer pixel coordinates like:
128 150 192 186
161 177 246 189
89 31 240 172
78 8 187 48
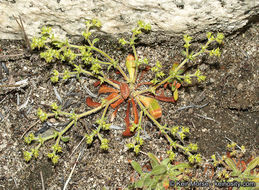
0 0 258 40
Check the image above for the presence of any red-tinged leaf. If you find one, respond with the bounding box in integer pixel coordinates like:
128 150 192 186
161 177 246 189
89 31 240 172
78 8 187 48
123 100 135 137
109 79 121 85
86 97 101 107
163 178 170 189
115 70 121 75
93 81 101 87
164 82 169 89
122 125 134 137
98 85 119 94
137 66 151 83
172 80 177 87
111 98 124 109
123 127 132 137
241 161 247 172
175 82 181 89
131 98 139 124
110 107 119 122
105 92 119 101
154 95 175 103
139 95 162 119
120 82 130 99
157 87 165 97
135 82 152 89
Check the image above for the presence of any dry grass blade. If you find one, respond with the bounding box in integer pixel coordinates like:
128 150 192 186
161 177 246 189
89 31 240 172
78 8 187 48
40 171 45 190
63 146 85 190
13 15 31 52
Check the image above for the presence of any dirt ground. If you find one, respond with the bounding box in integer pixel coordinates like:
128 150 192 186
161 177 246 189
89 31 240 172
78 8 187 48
0 21 258 190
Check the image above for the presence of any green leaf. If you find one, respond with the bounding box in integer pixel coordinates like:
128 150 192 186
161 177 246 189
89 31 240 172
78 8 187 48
126 54 136 82
171 163 190 170
161 158 171 166
174 89 178 101
92 38 99 45
151 165 167 175
244 156 259 175
168 170 182 178
60 136 70 142
225 158 240 174
143 174 153 187
135 174 146 188
130 160 143 175
148 152 160 168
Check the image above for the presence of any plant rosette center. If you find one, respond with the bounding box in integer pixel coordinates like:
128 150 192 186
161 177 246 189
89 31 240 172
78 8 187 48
86 54 178 137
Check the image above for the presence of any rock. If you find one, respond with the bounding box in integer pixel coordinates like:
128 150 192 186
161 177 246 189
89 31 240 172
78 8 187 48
0 0 258 41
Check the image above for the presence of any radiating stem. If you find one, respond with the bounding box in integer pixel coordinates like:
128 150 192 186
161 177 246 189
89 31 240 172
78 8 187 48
77 95 121 118
135 97 192 157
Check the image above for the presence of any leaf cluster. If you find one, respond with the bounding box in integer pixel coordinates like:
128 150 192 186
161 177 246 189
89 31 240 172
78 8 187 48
129 152 191 189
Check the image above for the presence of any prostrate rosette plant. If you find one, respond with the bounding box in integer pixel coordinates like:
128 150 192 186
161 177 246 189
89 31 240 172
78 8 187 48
24 19 224 164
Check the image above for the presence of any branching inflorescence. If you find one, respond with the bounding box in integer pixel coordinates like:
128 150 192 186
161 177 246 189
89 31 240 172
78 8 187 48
24 20 224 164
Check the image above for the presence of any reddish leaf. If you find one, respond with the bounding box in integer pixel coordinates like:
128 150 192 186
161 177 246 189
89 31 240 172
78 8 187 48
139 95 162 119
137 66 151 83
115 70 121 75
86 97 101 107
111 98 124 109
105 92 119 101
120 82 130 100
241 161 247 172
135 81 152 89
93 81 101 87
123 100 134 137
131 98 138 124
109 79 121 85
163 178 169 189
98 85 119 94
172 80 181 89
176 83 181 89
110 107 119 122
154 95 175 103
122 125 133 137
163 82 169 89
